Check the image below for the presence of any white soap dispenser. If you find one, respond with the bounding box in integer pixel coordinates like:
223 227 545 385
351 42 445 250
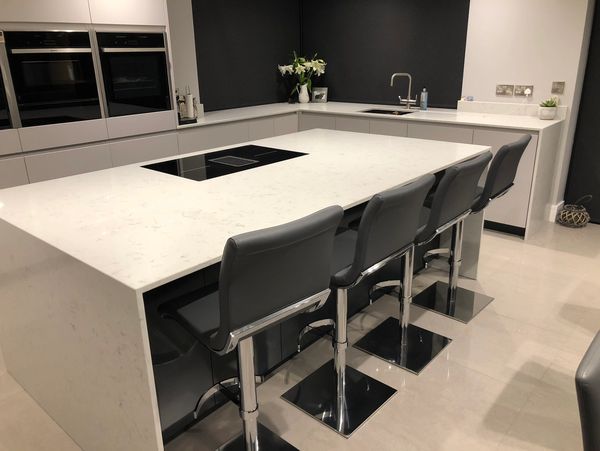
420 88 428 111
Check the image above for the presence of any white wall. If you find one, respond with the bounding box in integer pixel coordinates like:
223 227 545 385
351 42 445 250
166 0 201 104
462 0 596 209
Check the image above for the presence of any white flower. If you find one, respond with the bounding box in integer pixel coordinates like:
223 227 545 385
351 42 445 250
278 64 293 75
294 64 306 74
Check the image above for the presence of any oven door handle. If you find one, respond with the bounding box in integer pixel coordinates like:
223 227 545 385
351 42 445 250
101 47 166 53
10 48 93 54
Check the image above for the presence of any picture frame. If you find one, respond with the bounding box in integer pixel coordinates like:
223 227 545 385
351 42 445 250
312 87 328 103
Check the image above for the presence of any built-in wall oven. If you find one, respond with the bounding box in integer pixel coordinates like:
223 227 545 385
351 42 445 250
4 31 102 127
97 32 172 117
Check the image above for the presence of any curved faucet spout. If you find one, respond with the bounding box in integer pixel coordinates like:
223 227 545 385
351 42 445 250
390 73 415 109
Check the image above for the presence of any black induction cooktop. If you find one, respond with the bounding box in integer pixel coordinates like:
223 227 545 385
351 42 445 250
142 145 306 182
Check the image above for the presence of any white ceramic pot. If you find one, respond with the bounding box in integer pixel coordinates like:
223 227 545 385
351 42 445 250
538 106 557 120
298 84 310 103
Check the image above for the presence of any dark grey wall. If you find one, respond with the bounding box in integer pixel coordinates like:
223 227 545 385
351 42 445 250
565 1 600 223
192 0 470 111
301 0 470 109
192 0 300 112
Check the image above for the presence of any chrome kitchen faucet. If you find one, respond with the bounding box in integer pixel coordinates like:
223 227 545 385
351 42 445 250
391 73 416 109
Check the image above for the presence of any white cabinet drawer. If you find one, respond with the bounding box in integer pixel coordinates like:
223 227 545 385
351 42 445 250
0 129 22 156
335 116 370 133
473 129 539 229
273 114 298 136
25 143 112 183
248 118 275 140
298 113 336 131
178 122 249 155
407 123 473 144
106 111 177 140
369 119 408 137
0 156 29 189
110 133 178 167
18 119 108 152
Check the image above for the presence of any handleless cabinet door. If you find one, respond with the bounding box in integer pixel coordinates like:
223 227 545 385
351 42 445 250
407 123 473 144
369 119 408 137
178 122 249 155
248 118 275 140
0 130 22 157
0 0 91 23
473 129 539 229
273 114 298 136
25 143 112 183
88 0 167 25
298 113 336 131
110 133 178 167
335 116 370 133
0 156 29 189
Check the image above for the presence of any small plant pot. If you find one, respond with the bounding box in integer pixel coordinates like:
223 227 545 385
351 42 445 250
538 106 557 120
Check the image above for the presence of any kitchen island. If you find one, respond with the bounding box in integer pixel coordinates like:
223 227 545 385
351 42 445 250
0 129 490 450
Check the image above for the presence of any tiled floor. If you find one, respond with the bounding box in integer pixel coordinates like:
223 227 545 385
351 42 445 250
1 223 598 450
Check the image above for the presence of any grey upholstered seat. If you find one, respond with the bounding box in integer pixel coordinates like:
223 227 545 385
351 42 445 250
471 134 531 213
174 206 343 354
576 331 600 451
416 152 492 244
332 174 436 287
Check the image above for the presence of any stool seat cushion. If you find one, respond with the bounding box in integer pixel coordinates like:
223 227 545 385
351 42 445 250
175 290 220 346
472 185 484 210
331 230 359 287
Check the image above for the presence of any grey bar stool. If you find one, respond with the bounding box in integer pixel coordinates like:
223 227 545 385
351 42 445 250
415 136 530 323
282 175 436 435
576 331 600 451
169 206 343 450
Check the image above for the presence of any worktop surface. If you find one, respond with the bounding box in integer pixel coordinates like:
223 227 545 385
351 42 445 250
0 129 489 291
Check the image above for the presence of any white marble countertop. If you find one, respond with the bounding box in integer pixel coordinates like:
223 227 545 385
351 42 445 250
179 101 563 132
0 129 489 292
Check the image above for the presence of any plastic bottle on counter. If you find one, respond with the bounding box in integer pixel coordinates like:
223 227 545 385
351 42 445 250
420 88 428 111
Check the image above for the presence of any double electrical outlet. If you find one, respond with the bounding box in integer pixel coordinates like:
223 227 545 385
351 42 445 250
495 84 534 97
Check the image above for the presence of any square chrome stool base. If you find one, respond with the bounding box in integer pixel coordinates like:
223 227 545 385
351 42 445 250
354 318 452 374
281 359 396 437
219 423 297 450
412 281 494 323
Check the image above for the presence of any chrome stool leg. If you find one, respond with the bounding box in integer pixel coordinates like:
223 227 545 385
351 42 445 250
220 336 296 451
354 246 452 374
412 219 494 323
282 288 396 437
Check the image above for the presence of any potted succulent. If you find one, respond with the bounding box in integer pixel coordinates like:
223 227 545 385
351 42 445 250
539 97 558 120
278 52 326 103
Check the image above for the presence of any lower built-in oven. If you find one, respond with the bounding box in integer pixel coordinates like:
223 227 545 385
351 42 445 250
4 31 102 127
97 32 172 117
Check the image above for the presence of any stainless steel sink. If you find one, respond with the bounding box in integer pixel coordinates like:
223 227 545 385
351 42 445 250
361 109 415 116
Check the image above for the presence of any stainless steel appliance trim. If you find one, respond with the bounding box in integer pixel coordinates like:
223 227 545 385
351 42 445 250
10 48 93 54
101 47 166 53
89 29 108 119
0 30 21 128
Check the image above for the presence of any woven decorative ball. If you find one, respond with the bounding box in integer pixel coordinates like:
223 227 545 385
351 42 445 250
557 195 592 228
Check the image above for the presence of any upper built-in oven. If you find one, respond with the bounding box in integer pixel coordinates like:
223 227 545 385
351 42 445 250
97 32 172 117
4 31 102 127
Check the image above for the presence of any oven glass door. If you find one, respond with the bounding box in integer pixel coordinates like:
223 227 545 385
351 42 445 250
0 70 10 129
101 50 171 117
8 51 101 127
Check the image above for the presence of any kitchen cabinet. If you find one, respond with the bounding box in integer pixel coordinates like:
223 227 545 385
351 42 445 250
25 143 112 183
88 0 168 25
273 114 298 136
106 111 177 140
110 133 178 167
0 0 91 23
335 116 370 133
0 156 28 189
369 119 408 137
18 119 109 153
473 129 539 231
248 118 275 140
0 130 22 157
178 121 249 155
298 113 336 131
407 123 473 144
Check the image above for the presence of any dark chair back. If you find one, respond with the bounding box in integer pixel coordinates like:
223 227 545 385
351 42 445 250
333 174 435 287
416 152 492 244
576 331 600 451
212 206 343 351
471 134 531 213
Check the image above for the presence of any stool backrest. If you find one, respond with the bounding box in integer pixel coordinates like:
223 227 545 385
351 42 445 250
576 331 600 451
417 151 492 244
213 206 343 351
471 134 531 213
333 174 435 287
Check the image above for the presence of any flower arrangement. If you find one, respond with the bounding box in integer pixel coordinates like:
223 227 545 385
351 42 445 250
278 52 326 100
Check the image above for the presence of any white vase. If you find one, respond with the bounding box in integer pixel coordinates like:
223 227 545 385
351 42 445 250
298 84 309 103
538 106 557 120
